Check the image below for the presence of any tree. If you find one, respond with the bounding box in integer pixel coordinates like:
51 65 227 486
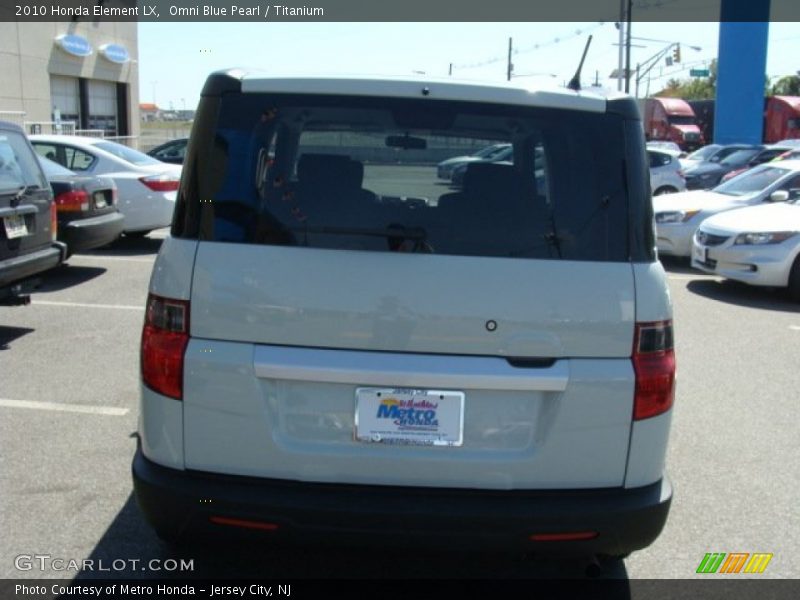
770 75 800 96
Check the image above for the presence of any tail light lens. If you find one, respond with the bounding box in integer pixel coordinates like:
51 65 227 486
50 202 57 241
632 321 676 420
111 187 118 205
54 189 90 212
139 173 180 192
141 294 189 400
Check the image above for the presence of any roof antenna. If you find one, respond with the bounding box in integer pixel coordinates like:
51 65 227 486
567 35 593 92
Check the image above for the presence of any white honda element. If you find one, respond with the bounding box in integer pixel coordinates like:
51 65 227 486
133 71 676 559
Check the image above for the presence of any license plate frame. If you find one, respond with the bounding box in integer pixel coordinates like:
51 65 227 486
3 214 28 239
355 387 465 447
692 243 708 265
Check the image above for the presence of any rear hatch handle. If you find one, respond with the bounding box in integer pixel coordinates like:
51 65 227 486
254 345 568 392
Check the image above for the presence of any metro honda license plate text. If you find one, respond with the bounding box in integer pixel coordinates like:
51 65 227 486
355 388 464 446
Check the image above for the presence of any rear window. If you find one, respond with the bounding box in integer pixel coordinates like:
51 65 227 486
0 131 47 193
94 141 161 166
177 93 633 262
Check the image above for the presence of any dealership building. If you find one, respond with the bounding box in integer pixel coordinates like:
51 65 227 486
0 20 139 139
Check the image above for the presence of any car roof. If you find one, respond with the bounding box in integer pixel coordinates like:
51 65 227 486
0 120 24 134
29 135 108 146
229 72 624 113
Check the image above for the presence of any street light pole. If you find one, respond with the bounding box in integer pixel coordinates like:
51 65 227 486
624 0 632 93
617 0 625 91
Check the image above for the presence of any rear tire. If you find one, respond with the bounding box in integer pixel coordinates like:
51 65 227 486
653 186 677 196
788 255 800 302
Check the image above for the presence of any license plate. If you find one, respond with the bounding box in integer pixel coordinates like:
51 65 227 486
3 214 28 239
692 243 708 265
355 388 464 447
94 192 107 209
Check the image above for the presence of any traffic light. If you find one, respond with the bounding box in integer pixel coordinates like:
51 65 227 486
672 44 681 63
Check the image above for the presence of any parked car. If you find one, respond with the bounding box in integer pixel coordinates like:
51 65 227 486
678 143 751 170
683 145 768 190
692 189 800 301
0 120 65 305
648 149 686 195
718 146 794 183
37 155 125 256
29 136 181 237
146 138 188 165
773 148 800 162
437 143 511 180
450 144 515 186
646 140 683 157
653 160 800 257
133 71 675 558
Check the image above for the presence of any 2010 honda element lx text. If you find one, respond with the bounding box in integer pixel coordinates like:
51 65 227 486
133 71 676 558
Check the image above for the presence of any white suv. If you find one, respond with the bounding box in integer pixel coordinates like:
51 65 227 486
133 72 676 559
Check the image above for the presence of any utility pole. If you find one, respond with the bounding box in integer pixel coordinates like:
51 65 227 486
617 0 625 91
625 0 632 93
449 63 453 76
507 37 513 81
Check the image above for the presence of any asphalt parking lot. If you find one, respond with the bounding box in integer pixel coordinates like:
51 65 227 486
1 232 798 581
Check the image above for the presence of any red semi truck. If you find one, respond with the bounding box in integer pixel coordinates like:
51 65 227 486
639 97 705 151
763 95 800 143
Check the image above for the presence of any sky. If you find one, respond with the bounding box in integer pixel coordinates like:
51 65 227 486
137 21 800 111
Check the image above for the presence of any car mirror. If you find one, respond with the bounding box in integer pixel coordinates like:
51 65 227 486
769 190 789 203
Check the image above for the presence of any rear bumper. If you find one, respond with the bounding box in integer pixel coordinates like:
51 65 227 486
0 241 66 292
60 212 125 253
133 449 672 556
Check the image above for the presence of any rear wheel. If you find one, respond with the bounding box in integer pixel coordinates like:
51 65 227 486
653 186 677 196
788 255 800 302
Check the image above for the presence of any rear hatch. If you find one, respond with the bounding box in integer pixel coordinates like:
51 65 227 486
170 80 655 490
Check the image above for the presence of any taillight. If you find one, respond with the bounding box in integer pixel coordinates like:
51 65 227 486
632 321 676 420
50 202 57 241
54 189 90 212
141 294 189 400
139 174 180 192
111 187 118 205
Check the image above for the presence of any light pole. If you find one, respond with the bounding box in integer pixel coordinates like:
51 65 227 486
151 81 157 107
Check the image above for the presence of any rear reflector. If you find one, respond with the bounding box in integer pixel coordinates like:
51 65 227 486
209 516 279 532
141 294 189 400
54 189 89 213
139 173 180 192
50 202 57 241
530 531 599 542
632 321 676 420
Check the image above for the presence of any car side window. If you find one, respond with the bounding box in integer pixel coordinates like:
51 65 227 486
33 143 60 163
64 147 95 171
154 142 185 159
779 174 800 196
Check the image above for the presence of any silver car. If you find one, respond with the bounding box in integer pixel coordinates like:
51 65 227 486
133 73 676 559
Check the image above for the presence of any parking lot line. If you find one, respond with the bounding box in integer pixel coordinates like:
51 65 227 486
32 300 144 311
72 255 155 263
0 398 129 416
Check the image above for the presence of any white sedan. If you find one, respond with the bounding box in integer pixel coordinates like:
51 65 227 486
30 135 181 236
692 190 800 300
653 160 800 257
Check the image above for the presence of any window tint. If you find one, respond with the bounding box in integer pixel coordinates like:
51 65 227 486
153 140 186 160
0 131 47 192
178 93 631 262
714 166 789 196
648 151 672 168
64 146 95 171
